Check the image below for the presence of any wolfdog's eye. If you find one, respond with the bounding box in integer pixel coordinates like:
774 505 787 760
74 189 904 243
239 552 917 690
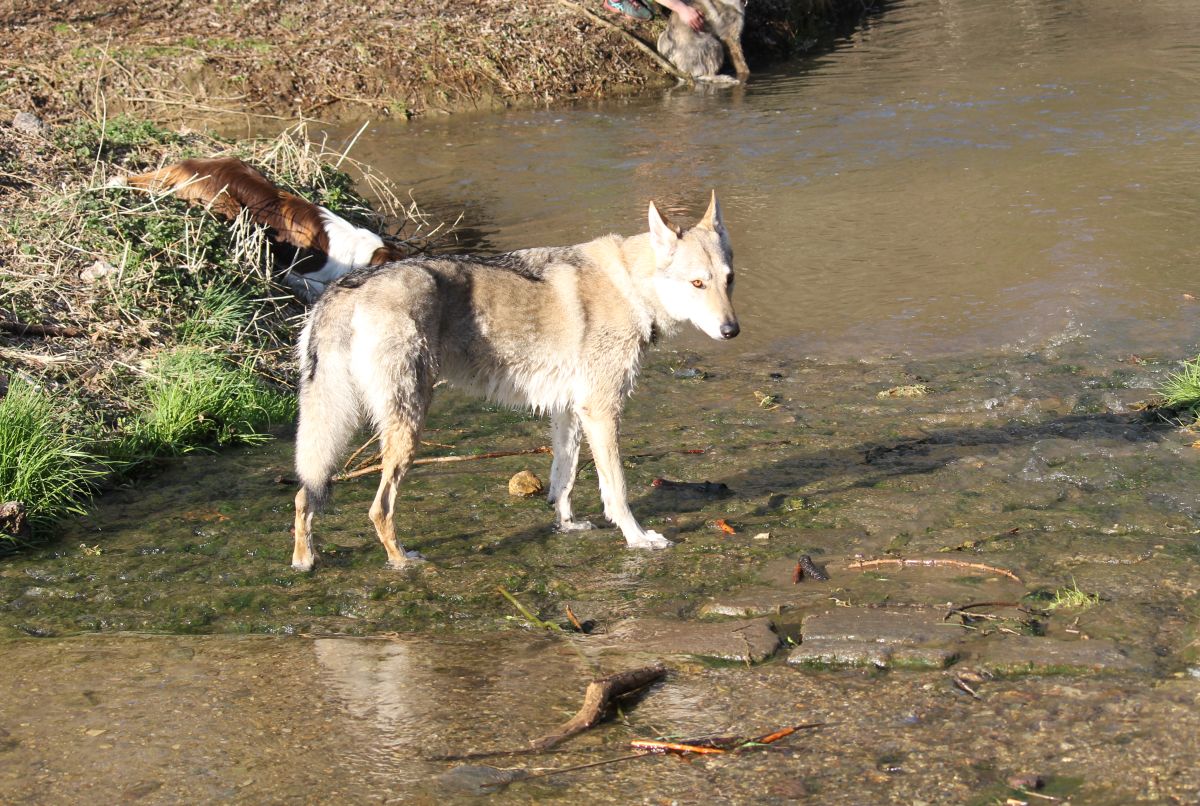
691 279 705 289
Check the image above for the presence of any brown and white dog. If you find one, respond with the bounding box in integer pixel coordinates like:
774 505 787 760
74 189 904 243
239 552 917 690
110 157 404 300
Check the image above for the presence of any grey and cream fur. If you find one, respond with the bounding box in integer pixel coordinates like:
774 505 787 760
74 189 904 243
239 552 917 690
657 0 750 81
291 193 739 571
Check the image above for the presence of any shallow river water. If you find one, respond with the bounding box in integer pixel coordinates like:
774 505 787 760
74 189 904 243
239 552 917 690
4 0 1200 803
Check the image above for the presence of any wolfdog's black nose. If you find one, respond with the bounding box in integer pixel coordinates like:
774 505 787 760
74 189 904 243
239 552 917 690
720 322 740 339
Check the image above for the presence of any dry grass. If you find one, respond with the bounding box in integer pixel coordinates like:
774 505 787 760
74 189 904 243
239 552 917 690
0 1 873 127
0 116 451 541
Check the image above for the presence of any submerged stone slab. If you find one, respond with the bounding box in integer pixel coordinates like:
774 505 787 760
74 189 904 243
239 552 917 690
788 608 962 669
603 617 780 663
975 636 1146 675
698 588 798 618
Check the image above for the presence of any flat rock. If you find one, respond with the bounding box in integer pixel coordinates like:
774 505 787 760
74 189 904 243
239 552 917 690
698 587 798 618
975 636 1147 675
603 617 780 663
789 608 962 669
12 111 48 136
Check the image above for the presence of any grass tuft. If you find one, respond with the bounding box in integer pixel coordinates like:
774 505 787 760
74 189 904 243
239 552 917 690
0 379 102 539
1159 355 1200 417
118 347 297 460
1047 579 1102 611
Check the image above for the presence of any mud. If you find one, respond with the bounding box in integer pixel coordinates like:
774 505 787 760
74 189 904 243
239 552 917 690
2 345 1198 800
2 631 1198 803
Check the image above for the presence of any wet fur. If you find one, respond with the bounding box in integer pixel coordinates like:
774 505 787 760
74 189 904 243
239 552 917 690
657 0 750 81
291 195 739 571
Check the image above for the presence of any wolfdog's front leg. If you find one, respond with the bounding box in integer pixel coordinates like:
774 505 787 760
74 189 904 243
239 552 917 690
549 410 594 532
578 407 673 550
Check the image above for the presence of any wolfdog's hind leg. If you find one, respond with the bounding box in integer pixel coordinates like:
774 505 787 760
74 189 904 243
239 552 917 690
369 421 426 569
292 487 317 571
548 410 594 532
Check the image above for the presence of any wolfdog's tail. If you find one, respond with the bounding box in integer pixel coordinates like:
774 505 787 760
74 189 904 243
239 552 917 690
294 316 360 512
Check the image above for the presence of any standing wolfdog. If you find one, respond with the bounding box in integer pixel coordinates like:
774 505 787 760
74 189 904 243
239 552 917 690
291 193 738 571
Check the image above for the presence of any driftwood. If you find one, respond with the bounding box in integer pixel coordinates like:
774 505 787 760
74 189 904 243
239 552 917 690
335 446 551 481
0 320 86 339
528 665 667 751
848 557 1022 584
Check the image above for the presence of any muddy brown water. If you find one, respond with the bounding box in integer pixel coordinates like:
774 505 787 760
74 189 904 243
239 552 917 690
5 0 1200 802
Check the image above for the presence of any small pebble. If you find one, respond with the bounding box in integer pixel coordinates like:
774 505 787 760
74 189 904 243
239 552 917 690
1006 773 1044 790
13 111 48 137
507 470 543 497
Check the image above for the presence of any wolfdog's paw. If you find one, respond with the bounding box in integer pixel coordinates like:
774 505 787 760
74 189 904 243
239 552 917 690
556 519 596 533
628 530 674 550
291 558 316 572
386 550 427 570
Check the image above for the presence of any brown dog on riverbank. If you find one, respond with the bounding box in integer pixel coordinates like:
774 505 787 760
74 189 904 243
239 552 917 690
110 157 404 300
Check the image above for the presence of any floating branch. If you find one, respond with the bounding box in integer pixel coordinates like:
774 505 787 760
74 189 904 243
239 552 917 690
529 665 668 751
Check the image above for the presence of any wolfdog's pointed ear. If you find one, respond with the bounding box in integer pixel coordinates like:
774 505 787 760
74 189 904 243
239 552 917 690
648 201 679 260
698 190 724 233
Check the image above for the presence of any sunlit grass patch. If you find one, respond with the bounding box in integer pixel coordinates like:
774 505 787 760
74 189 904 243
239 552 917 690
117 346 297 460
0 379 102 540
1159 355 1200 418
1046 579 1102 611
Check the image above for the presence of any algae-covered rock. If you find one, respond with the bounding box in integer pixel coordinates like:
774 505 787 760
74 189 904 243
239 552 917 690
789 608 962 669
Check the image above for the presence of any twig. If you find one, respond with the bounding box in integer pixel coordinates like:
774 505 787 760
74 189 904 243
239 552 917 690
952 675 982 700
0 347 72 367
341 435 379 472
565 605 585 632
335 446 551 481
630 739 726 755
750 723 825 745
0 321 86 338
848 557 1022 583
497 586 561 632
553 0 694 83
524 752 652 779
530 665 668 751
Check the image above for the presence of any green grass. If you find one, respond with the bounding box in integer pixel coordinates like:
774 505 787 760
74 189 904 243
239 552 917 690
1047 579 1102 611
117 346 297 460
178 284 257 345
0 380 102 540
1160 355 1200 416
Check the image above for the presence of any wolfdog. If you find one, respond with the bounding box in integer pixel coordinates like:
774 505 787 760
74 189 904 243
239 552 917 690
290 193 739 571
658 0 750 81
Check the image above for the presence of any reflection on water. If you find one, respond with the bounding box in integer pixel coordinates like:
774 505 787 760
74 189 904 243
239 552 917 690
332 0 1200 360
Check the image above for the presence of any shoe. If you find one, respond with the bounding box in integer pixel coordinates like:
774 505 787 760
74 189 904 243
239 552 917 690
604 0 653 21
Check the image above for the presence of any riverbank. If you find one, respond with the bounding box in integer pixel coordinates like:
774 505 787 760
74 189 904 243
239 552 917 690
0 117 452 545
2 0 869 126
